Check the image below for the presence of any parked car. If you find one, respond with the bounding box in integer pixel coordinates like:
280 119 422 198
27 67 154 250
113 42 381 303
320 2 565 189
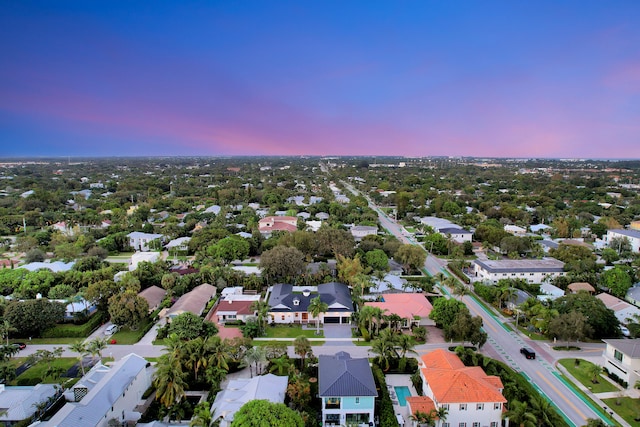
104 324 119 336
621 326 631 337
520 347 536 359
11 343 26 350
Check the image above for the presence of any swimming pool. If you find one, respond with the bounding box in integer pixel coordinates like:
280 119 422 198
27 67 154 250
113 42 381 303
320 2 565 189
394 386 411 406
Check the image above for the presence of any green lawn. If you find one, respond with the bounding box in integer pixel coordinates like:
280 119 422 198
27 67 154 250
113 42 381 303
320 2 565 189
109 318 155 344
253 340 324 346
20 337 81 345
12 357 79 385
602 397 640 425
516 326 548 340
559 359 619 393
263 325 323 339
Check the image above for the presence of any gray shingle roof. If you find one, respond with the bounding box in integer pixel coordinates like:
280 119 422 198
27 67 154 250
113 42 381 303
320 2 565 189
319 352 377 397
268 282 353 313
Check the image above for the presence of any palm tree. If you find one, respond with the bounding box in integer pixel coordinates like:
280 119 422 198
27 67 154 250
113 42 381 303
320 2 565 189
243 346 265 378
587 363 603 384
433 406 448 427
529 394 561 426
185 337 209 382
293 336 312 370
251 299 270 333
189 402 212 427
87 337 108 361
369 306 387 337
308 296 328 335
0 320 16 345
154 353 188 408
358 305 375 338
503 400 536 427
453 283 467 300
269 355 293 375
206 336 229 372
370 329 398 371
410 410 435 427
69 341 89 376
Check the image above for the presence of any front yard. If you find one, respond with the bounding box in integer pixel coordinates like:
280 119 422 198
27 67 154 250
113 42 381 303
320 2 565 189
602 396 640 425
559 359 619 393
263 325 323 339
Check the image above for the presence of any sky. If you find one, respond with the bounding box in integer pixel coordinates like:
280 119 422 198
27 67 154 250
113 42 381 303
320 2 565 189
1 1 639 159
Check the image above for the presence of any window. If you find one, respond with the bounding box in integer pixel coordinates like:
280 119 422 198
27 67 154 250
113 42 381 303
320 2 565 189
494 403 502 410
443 424 450 427
459 404 467 411
614 349 623 362
458 423 466 427
491 423 498 427
473 423 480 427
355 397 360 404
476 403 484 410
442 404 449 410
281 315 285 321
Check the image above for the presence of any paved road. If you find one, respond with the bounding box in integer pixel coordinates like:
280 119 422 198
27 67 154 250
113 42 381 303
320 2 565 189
341 179 609 427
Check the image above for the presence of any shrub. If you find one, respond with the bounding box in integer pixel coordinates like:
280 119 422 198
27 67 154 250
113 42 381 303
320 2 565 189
41 312 104 338
371 364 397 427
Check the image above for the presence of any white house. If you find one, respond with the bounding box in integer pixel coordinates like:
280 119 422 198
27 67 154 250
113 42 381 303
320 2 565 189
438 227 473 243
538 283 565 302
595 293 640 325
408 349 506 427
165 236 191 253
42 353 153 427
0 384 59 425
602 339 640 387
350 225 378 240
472 258 565 284
504 224 527 236
211 374 288 427
127 232 164 252
129 251 161 271
605 229 640 253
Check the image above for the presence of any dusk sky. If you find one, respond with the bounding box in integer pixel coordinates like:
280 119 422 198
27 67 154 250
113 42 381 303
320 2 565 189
1 1 639 158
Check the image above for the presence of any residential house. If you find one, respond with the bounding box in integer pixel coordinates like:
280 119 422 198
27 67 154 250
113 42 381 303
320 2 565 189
42 353 152 427
595 293 640 325
211 374 288 427
267 282 353 325
0 384 59 426
127 231 164 252
538 283 565 302
129 251 160 271
211 287 261 324
626 284 640 307
602 339 640 387
438 227 473 243
369 273 407 294
21 261 75 273
258 216 298 236
364 293 434 327
166 283 216 321
504 225 526 236
408 349 506 427
605 229 640 253
350 225 378 240
138 285 167 313
567 282 596 295
318 351 377 427
472 258 565 284
165 237 191 254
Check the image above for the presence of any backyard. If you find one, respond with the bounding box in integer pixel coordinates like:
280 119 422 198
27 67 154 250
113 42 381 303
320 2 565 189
559 358 619 393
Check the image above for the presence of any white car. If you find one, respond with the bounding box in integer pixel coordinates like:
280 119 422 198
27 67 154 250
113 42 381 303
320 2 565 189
620 326 631 337
104 324 119 336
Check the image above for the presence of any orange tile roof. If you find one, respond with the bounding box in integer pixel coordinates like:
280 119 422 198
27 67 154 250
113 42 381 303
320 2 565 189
364 293 433 320
420 348 465 370
421 349 506 404
406 396 436 415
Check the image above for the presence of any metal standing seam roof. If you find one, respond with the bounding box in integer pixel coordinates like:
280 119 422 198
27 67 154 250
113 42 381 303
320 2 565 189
43 354 149 427
603 339 640 358
268 282 353 313
609 229 640 239
319 352 377 397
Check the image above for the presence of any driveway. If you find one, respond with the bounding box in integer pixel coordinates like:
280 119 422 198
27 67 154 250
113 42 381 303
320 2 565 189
322 324 354 339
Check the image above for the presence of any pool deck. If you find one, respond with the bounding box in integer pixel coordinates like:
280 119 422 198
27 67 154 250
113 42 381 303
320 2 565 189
385 374 418 425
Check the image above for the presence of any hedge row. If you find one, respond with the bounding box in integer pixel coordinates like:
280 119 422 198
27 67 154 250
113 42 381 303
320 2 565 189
42 312 104 338
448 264 470 284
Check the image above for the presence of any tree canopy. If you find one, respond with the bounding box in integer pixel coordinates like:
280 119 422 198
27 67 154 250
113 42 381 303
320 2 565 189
230 400 304 427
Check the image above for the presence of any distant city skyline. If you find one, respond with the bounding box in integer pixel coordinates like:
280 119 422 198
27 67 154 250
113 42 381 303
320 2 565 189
1 1 639 159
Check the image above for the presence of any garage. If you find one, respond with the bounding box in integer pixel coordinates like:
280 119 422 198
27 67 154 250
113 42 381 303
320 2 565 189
323 316 340 324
